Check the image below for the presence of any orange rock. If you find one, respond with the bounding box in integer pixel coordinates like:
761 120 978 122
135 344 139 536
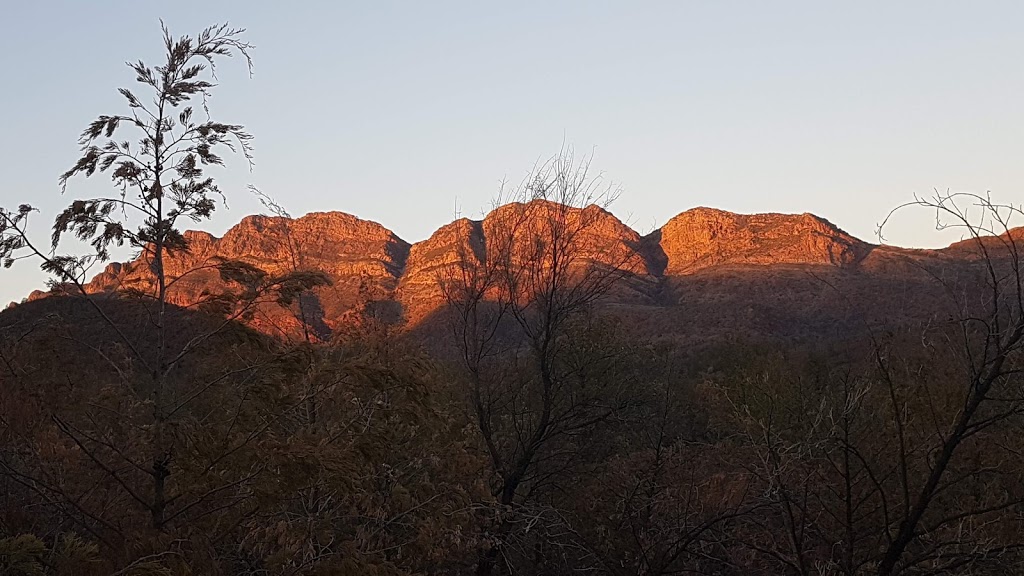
656 207 868 274
31 203 1006 341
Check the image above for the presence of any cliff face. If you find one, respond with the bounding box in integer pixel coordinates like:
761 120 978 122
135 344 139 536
84 212 410 339
395 201 654 318
396 218 486 322
653 207 868 275
44 201 1004 342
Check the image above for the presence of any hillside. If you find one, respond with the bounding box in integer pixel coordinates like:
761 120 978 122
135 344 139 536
14 201 1018 348
4 203 1022 576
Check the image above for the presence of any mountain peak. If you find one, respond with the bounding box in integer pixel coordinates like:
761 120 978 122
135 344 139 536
655 207 868 274
26 203 1005 339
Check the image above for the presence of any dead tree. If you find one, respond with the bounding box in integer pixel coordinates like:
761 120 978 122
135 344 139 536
870 192 1024 575
440 149 643 574
732 192 1024 575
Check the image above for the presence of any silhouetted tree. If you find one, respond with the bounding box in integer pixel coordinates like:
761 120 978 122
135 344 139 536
0 21 326 556
440 150 643 574
727 192 1024 575
581 354 756 576
870 192 1024 575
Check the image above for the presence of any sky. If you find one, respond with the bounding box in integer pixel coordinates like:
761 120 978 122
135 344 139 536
2 1 1024 304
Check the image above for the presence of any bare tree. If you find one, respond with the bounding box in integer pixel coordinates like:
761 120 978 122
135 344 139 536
868 192 1024 575
587 356 757 576
439 150 645 574
728 191 1024 575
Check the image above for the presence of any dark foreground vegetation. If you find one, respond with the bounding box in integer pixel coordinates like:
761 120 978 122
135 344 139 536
2 22 1023 576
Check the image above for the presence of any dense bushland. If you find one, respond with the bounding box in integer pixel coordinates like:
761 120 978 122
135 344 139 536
2 21 1023 576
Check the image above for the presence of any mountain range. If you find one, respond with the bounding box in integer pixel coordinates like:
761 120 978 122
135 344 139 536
17 201 1016 349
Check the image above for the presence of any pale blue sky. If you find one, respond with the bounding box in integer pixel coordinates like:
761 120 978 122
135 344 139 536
2 1 1023 303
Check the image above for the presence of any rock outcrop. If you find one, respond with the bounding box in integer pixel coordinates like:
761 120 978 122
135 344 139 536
654 207 868 275
396 218 486 321
396 201 654 318
85 212 410 340
30 201 1005 343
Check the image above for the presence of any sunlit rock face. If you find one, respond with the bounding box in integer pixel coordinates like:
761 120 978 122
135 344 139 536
30 201 1017 345
397 201 656 321
655 207 868 275
83 211 409 340
479 201 650 274
88 212 408 292
396 218 485 323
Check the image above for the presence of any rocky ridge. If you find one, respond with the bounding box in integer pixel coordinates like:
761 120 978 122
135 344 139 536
655 208 868 274
28 200 1015 343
